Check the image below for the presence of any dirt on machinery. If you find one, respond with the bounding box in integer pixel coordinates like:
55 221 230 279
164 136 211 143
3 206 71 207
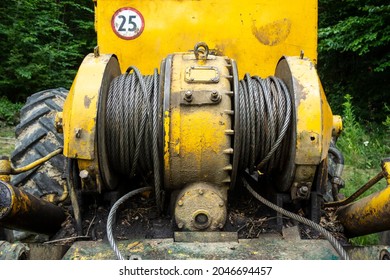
43 186 348 247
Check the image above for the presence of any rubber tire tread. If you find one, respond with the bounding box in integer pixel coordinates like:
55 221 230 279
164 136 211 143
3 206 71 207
11 88 68 197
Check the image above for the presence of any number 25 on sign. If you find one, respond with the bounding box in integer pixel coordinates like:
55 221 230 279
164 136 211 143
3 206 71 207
111 8 145 40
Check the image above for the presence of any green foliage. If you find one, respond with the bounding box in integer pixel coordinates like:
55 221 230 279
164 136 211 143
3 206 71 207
337 95 390 169
350 233 380 246
337 95 389 246
0 0 95 101
0 97 22 126
0 126 15 156
383 104 390 131
318 0 390 123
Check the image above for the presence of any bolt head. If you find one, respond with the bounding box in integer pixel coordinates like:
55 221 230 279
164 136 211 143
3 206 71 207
184 91 193 102
210 91 221 102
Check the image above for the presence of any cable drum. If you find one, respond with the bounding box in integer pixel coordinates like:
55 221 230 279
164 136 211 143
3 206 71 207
102 64 292 209
104 67 163 209
236 74 293 176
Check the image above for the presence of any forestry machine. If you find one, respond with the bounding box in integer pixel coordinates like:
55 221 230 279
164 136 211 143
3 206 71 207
1 0 389 260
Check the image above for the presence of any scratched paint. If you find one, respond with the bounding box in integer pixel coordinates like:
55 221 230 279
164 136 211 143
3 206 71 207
252 18 292 46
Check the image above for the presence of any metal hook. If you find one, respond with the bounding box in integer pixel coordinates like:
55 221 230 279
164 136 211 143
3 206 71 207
194 42 209 60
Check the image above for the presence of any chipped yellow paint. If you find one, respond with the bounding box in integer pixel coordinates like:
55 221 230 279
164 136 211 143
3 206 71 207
170 109 181 157
95 0 317 77
279 57 334 164
62 53 121 191
337 184 390 237
383 161 390 185
293 58 323 164
0 158 11 182
164 53 232 189
332 115 343 137
128 242 144 253
163 111 171 183
337 158 390 236
275 56 334 194
320 82 334 161
181 111 227 156
63 54 118 160
252 18 292 46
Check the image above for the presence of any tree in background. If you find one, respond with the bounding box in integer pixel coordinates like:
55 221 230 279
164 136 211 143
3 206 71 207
318 0 389 123
0 0 95 101
0 0 388 124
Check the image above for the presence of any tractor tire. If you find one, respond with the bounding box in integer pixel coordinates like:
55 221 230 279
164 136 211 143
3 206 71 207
11 88 68 197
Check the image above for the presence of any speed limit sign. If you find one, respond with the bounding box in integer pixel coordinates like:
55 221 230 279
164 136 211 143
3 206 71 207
111 8 145 40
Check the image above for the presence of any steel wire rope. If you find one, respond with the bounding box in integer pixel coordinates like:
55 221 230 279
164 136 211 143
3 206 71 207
106 187 153 260
237 75 292 174
244 178 349 260
105 67 162 211
105 68 347 260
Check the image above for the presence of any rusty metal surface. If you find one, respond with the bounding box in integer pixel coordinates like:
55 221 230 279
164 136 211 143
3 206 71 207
175 183 227 231
275 56 334 197
0 181 66 235
27 244 69 260
346 246 390 260
337 185 390 237
63 228 340 260
0 157 11 183
337 159 390 237
174 231 237 243
0 241 29 260
164 52 232 191
62 54 121 192
325 171 384 208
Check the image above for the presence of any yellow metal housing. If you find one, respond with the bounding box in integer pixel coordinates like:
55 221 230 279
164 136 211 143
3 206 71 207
164 52 233 190
275 56 334 197
62 53 121 191
95 0 318 76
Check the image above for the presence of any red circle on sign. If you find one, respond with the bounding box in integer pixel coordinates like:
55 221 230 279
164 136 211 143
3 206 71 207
111 7 145 40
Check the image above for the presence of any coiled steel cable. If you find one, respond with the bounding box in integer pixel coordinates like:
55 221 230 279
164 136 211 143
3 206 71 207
244 178 349 260
105 67 345 260
107 187 152 260
237 74 292 174
238 75 349 260
106 67 163 210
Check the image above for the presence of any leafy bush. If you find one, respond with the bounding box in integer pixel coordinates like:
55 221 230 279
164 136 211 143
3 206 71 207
0 1 95 102
337 94 390 170
0 97 22 126
318 1 390 123
336 94 389 246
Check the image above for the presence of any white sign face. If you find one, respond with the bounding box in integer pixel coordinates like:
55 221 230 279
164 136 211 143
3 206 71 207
111 8 144 40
